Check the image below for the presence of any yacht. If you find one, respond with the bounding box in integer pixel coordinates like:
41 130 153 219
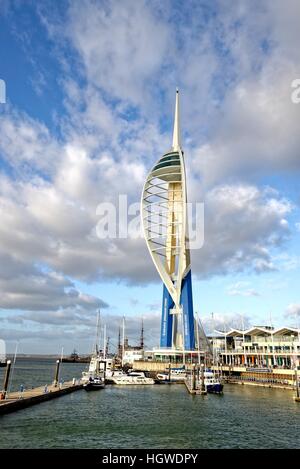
110 371 155 385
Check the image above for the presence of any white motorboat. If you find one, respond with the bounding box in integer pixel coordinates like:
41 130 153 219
110 371 155 385
156 367 186 382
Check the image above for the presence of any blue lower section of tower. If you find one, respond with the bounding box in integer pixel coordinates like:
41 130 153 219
160 284 174 348
160 270 195 350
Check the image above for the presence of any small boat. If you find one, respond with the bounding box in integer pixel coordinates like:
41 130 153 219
156 367 186 383
110 371 155 385
83 376 105 391
204 370 223 394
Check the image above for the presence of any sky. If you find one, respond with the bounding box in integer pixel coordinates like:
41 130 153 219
0 0 300 354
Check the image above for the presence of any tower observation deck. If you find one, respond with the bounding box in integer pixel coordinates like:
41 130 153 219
141 90 195 351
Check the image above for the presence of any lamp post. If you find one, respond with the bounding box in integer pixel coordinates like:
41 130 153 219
53 359 60 387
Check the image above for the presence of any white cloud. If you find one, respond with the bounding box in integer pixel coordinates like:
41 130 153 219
192 184 291 278
201 312 252 335
0 107 61 179
1 311 161 353
226 282 260 297
63 0 170 105
189 60 300 187
285 303 300 319
0 258 107 312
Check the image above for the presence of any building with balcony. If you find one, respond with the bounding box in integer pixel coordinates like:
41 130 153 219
212 326 300 369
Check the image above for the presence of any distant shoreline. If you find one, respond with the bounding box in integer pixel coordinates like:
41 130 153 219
5 354 91 359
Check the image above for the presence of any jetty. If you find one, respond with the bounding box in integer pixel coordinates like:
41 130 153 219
184 379 207 395
184 364 207 395
0 359 83 415
0 380 83 415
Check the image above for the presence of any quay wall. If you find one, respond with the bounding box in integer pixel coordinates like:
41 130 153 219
133 361 189 372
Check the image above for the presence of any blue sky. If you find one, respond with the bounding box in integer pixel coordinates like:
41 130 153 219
0 0 300 353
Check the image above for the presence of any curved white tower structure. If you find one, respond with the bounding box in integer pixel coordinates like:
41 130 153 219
141 90 195 350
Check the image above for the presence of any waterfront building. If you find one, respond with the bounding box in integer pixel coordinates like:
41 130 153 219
141 90 195 354
212 326 300 368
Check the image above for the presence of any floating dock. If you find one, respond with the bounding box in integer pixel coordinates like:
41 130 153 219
0 380 83 416
184 378 207 395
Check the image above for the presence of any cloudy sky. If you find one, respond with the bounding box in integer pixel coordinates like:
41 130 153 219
0 0 299 354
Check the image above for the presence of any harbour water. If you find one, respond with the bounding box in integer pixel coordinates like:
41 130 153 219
0 358 300 449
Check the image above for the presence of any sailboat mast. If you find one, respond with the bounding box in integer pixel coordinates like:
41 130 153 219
7 342 18 395
103 324 107 359
212 312 215 367
122 316 125 366
140 318 144 349
95 310 101 355
196 312 200 365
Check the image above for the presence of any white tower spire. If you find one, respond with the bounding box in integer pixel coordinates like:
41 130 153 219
172 88 181 152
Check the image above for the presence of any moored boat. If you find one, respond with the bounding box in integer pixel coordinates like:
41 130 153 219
204 370 223 394
156 367 186 383
110 371 155 385
83 376 105 391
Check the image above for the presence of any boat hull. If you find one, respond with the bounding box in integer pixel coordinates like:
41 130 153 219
111 378 155 385
206 383 223 394
83 382 105 391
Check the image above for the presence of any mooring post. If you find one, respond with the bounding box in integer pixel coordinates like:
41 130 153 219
168 362 171 382
2 360 11 399
53 359 60 387
201 363 205 393
192 364 196 391
295 367 299 399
